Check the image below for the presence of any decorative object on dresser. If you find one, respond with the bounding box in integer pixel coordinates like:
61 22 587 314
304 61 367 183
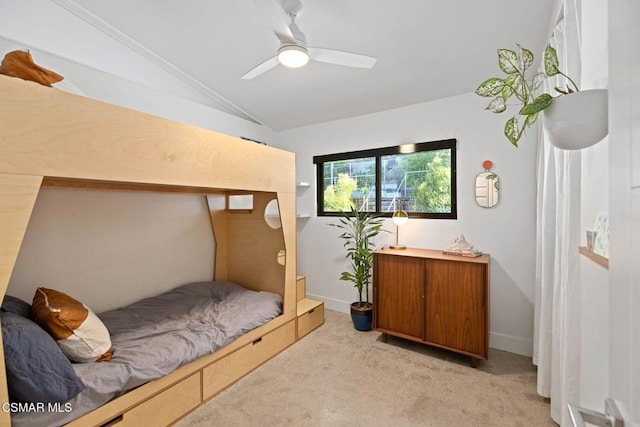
373 248 490 367
330 207 385 331
443 234 483 258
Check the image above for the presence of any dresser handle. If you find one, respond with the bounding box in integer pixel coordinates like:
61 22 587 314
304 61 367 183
252 337 262 345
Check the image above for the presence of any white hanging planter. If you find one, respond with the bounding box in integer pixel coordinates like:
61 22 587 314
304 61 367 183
542 89 608 150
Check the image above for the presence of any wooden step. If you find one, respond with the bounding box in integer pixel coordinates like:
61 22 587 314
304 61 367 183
296 275 306 301
296 298 324 339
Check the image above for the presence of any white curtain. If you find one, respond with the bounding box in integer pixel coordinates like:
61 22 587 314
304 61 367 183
533 0 583 425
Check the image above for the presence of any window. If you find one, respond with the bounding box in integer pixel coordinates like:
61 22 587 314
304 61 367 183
313 139 456 218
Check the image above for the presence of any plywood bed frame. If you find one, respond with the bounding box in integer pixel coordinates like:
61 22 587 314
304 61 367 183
0 75 298 426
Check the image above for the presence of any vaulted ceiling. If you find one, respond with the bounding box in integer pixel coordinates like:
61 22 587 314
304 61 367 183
46 0 557 130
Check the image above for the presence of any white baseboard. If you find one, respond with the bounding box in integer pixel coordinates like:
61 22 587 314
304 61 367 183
489 332 533 357
305 294 351 314
307 294 533 357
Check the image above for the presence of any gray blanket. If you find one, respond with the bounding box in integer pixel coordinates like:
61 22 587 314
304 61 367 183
12 281 282 427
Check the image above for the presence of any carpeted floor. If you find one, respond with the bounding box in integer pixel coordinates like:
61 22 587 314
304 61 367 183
176 309 555 427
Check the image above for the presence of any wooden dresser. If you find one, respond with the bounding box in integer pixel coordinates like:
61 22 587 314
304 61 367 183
373 248 490 367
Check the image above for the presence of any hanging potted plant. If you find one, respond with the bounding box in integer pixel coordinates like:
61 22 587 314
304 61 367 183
475 45 607 149
330 207 385 331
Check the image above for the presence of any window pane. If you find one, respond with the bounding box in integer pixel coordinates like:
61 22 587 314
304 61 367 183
314 139 456 218
322 158 376 212
381 149 452 213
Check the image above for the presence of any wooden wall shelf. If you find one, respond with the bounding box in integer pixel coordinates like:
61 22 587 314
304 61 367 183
578 246 609 269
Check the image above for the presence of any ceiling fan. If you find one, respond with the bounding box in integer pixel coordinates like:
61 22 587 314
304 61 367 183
242 0 377 79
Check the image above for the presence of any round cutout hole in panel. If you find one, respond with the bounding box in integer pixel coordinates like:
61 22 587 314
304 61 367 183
264 199 281 229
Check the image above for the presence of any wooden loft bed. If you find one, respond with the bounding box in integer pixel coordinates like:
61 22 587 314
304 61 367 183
0 75 298 426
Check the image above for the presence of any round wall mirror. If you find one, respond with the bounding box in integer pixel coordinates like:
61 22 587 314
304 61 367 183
475 160 499 208
264 199 281 229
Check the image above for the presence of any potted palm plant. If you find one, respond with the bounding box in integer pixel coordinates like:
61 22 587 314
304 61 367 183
476 44 607 149
330 207 385 331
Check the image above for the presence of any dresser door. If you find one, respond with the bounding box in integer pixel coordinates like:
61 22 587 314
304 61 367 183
375 254 425 340
425 259 486 356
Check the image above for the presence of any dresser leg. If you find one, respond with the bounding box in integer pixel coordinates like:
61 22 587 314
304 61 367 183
470 357 479 368
381 333 388 343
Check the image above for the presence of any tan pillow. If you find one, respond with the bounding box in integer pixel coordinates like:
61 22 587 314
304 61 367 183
31 287 113 363
0 50 63 87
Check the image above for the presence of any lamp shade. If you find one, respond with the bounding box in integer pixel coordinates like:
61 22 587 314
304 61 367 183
392 209 408 226
277 45 309 68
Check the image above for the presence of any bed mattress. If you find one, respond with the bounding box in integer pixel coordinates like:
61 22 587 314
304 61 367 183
11 281 282 427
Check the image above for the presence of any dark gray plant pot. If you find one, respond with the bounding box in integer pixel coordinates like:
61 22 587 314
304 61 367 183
350 302 373 331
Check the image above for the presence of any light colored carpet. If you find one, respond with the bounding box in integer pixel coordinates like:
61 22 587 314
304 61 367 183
176 309 555 427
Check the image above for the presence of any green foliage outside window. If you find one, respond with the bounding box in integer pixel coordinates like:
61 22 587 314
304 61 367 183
323 173 357 212
415 155 451 212
384 149 451 213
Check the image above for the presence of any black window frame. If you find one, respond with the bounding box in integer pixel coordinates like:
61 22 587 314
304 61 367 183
313 138 457 219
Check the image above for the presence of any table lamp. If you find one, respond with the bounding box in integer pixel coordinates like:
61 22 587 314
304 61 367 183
390 208 408 249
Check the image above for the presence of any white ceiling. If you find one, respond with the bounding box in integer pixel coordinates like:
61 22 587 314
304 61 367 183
65 0 558 131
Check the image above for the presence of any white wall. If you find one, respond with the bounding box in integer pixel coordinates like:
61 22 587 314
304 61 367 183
275 92 539 356
8 189 215 313
608 0 640 421
578 0 610 412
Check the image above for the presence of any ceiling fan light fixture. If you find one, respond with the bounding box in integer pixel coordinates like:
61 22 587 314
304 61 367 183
277 45 309 68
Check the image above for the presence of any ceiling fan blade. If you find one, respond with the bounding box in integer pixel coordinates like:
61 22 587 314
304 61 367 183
308 47 377 69
241 56 280 80
252 0 296 44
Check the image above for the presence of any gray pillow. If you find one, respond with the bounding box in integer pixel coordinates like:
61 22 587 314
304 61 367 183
0 295 31 318
1 311 85 403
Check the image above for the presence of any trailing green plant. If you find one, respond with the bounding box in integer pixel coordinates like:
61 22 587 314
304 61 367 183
329 207 385 308
476 45 579 147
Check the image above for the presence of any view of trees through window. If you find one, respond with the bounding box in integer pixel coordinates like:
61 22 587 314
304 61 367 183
323 157 375 212
314 140 456 218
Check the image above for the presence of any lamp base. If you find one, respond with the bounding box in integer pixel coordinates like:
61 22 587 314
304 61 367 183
389 245 407 250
